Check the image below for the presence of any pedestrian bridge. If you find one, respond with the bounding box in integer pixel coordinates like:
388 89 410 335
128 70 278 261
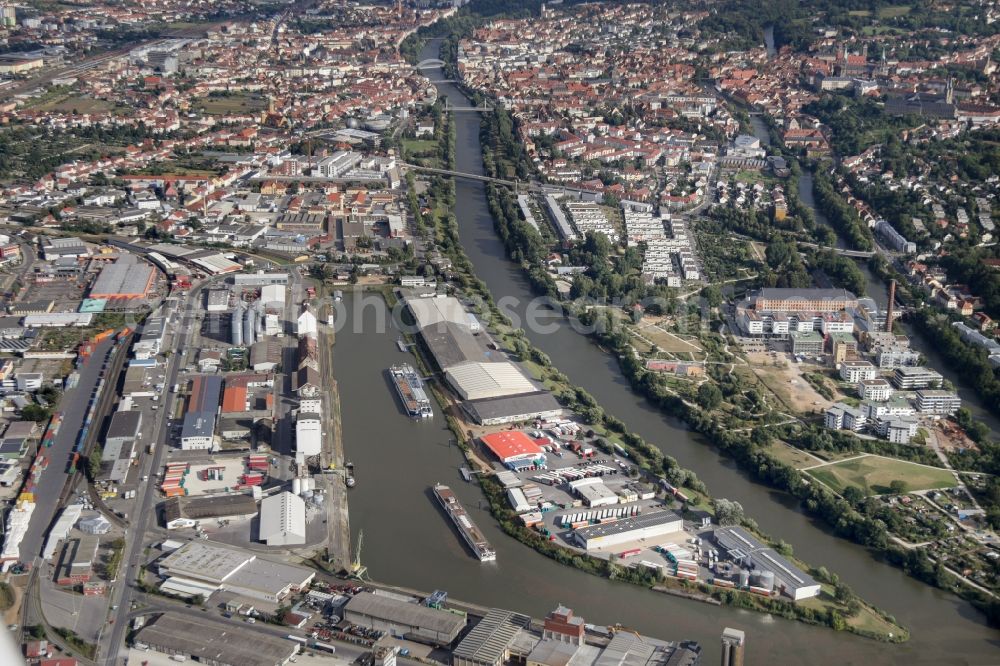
417 58 446 69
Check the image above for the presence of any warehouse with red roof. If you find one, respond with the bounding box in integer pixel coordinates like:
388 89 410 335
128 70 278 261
479 431 546 465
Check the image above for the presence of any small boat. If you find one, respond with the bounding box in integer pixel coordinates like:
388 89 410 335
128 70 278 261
345 462 356 488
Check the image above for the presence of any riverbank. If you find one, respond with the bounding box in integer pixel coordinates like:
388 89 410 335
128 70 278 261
381 92 906 641
466 74 1000 631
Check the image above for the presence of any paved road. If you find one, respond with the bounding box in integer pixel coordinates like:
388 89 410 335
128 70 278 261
98 280 216 666
18 337 115 565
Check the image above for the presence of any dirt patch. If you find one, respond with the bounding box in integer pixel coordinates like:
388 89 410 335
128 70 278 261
750 361 832 414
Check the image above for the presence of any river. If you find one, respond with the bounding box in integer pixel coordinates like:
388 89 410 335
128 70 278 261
335 39 1000 666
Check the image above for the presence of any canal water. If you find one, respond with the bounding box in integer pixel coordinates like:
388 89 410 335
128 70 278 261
335 39 1000 666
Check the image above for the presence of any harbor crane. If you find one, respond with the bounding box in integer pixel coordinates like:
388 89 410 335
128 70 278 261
349 529 369 581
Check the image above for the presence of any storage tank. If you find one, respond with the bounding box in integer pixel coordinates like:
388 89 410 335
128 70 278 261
753 570 775 591
232 303 244 346
292 478 302 495
738 570 750 588
303 490 314 501
244 307 256 347
312 494 324 506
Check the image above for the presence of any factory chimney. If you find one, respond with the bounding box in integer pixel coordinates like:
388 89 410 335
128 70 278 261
885 279 897 333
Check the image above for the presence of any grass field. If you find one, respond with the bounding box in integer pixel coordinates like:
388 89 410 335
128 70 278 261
402 138 438 154
635 321 703 354
807 455 955 496
35 94 116 114
765 441 820 470
196 94 268 115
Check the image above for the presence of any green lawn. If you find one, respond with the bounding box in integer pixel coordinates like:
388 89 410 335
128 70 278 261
402 138 439 154
807 455 955 496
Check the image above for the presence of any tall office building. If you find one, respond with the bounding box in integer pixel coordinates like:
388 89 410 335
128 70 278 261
721 627 745 666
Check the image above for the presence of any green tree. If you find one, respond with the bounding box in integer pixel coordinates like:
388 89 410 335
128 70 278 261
697 383 723 411
888 479 907 495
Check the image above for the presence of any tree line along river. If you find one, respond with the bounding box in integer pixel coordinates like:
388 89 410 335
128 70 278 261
333 40 1000 666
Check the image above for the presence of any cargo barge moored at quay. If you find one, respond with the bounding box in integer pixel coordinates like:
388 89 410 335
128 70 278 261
388 364 432 418
433 483 496 562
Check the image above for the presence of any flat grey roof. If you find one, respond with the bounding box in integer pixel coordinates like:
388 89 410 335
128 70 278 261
574 510 682 541
420 321 490 369
453 608 531 664
464 391 561 422
106 410 142 441
135 612 295 666
345 591 466 638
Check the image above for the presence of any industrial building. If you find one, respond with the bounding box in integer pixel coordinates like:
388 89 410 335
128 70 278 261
134 612 298 666
206 288 230 312
134 316 166 358
233 271 289 287
752 288 858 313
157 540 314 603
568 477 619 508
713 526 820 600
405 294 559 423
452 608 532 666
88 254 156 299
445 361 539 401
480 431 546 466
295 408 322 457
260 284 286 308
180 375 222 450
572 510 683 551
162 494 258 530
462 392 564 426
103 410 141 481
105 410 142 452
258 491 306 546
407 296 481 333
344 591 466 646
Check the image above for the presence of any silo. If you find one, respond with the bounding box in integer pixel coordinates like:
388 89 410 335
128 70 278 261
738 570 750 588
753 570 775 591
232 303 244 346
292 478 302 495
255 301 265 334
243 306 256 347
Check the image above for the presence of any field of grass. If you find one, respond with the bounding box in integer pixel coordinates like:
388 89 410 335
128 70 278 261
765 440 819 470
807 455 956 496
635 321 703 354
34 94 117 115
196 94 268 115
402 138 438 154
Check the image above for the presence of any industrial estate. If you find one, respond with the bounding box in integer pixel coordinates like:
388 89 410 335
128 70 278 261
0 0 999 666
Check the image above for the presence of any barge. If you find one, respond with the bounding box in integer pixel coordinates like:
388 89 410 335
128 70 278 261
433 483 496 562
388 364 432 418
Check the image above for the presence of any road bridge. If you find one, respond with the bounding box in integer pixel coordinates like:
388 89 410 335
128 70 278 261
796 241 879 259
416 58 446 69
